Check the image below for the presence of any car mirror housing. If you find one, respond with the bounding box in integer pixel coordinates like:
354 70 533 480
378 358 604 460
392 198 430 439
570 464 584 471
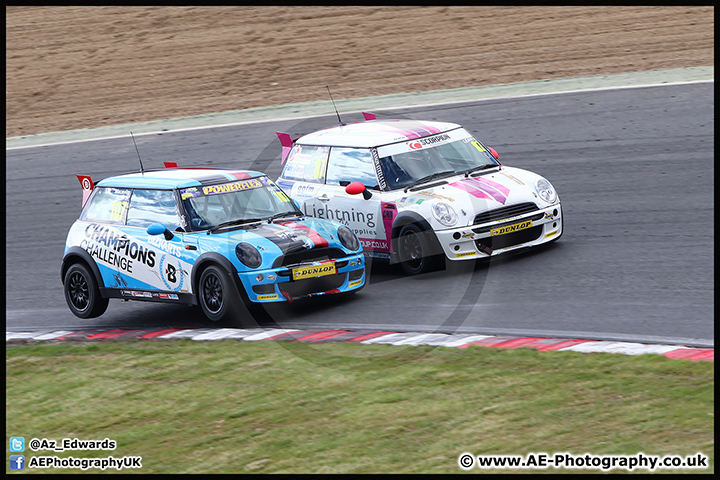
147 222 174 240
346 181 372 200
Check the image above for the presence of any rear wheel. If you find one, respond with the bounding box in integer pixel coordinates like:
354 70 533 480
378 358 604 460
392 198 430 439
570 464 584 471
397 223 443 275
198 265 243 322
63 263 109 318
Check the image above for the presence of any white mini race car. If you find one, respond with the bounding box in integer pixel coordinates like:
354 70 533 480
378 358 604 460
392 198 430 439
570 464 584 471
275 114 562 275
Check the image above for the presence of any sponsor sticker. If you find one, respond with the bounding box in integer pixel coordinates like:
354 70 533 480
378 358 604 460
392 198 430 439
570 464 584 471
348 279 363 288
405 133 451 150
470 141 486 152
456 251 476 258
257 294 279 301
201 178 263 196
292 261 337 280
491 220 533 236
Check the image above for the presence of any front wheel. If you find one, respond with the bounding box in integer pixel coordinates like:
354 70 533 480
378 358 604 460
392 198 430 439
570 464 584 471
63 263 109 318
198 265 243 322
397 223 444 275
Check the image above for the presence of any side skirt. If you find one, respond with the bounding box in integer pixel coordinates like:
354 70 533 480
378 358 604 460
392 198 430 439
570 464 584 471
100 287 196 305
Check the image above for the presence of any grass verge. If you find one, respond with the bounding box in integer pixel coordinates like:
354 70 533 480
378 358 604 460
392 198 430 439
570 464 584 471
6 339 714 474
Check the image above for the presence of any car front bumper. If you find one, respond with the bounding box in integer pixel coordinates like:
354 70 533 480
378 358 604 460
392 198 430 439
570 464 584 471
237 253 366 302
435 202 563 260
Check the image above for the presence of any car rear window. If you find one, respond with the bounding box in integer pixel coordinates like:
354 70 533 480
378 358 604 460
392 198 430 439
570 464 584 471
280 144 330 183
79 187 131 224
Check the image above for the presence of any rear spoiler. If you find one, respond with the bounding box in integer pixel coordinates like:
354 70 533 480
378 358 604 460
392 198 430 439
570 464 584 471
276 132 297 165
77 175 94 207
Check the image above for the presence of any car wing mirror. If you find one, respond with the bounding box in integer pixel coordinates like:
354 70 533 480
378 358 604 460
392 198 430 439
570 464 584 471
345 182 372 200
147 222 174 240
489 147 499 160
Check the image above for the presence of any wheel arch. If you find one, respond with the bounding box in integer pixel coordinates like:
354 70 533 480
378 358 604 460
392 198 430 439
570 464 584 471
61 247 105 288
191 252 244 300
391 211 438 253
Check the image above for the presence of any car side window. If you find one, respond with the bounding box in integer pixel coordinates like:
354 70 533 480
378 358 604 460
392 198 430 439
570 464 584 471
326 147 378 188
79 187 131 224
126 189 182 230
280 145 330 183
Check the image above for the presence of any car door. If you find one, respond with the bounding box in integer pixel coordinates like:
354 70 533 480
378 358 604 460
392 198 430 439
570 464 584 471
119 188 196 295
309 147 388 251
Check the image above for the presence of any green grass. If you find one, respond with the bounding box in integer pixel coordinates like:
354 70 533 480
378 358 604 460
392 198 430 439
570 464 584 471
6 339 714 474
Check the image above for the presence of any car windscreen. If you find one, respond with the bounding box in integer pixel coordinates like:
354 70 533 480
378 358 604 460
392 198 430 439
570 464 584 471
376 128 499 190
179 177 299 230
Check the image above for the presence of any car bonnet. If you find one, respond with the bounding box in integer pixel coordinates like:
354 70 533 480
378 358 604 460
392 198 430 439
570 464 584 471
395 166 542 214
206 217 343 257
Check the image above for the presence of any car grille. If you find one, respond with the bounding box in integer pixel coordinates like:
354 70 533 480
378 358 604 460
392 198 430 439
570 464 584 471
472 211 546 234
473 202 539 226
475 225 544 251
272 247 347 269
279 273 346 297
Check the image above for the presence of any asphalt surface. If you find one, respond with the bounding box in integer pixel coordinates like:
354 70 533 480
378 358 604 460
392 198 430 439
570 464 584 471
5 82 714 347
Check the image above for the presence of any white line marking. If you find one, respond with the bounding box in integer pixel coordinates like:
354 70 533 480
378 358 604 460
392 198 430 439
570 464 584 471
6 78 712 151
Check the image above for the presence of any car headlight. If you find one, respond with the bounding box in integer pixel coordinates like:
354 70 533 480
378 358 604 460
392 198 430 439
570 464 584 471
432 202 458 227
337 225 360 251
535 178 558 204
235 242 262 268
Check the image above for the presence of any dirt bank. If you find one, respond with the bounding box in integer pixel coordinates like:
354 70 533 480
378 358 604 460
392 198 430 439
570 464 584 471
6 6 714 137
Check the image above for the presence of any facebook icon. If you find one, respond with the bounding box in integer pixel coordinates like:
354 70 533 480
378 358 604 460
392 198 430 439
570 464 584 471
10 455 25 470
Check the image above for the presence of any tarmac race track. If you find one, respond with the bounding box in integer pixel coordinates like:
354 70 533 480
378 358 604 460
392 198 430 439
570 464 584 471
5 81 714 348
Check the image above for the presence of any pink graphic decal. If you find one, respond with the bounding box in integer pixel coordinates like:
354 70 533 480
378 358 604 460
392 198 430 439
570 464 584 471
449 177 511 205
469 177 510 204
369 122 442 140
382 203 398 252
448 180 494 202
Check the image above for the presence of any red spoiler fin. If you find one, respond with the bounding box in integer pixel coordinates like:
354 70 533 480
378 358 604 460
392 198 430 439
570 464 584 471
362 112 377 121
77 175 94 207
276 132 295 165
164 162 178 168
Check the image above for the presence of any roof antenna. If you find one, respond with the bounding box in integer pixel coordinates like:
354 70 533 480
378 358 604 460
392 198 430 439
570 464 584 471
130 131 145 175
326 85 345 126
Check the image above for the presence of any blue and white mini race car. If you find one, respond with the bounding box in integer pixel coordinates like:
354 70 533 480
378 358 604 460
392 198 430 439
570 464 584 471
61 167 365 322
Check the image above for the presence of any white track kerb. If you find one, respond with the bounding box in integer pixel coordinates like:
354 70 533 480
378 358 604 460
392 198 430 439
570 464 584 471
6 67 714 361
4 328 714 361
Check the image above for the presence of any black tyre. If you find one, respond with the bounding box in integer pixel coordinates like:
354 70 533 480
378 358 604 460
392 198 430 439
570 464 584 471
198 265 243 322
63 263 109 318
397 223 444 275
